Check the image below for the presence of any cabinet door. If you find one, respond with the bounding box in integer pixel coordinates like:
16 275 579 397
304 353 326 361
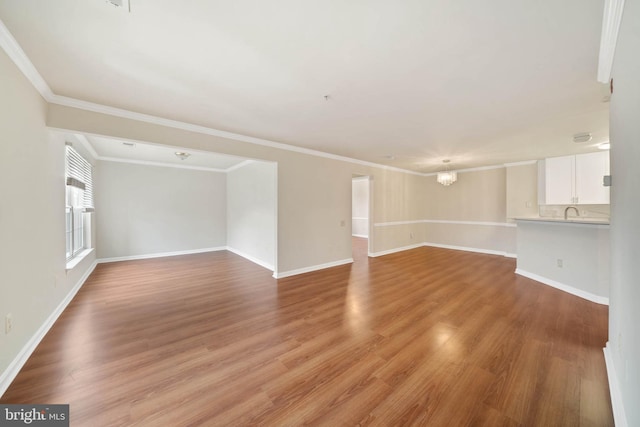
575 151 610 204
545 155 574 204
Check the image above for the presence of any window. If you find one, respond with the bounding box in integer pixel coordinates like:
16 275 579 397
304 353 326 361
65 144 94 261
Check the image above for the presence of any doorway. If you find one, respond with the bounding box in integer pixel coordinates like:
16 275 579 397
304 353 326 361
351 175 372 260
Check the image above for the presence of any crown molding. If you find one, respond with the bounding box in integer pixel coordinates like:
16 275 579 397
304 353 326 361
504 160 537 167
225 160 257 172
597 0 626 83
1 17 538 178
423 163 506 177
0 18 53 101
48 94 426 177
97 156 228 173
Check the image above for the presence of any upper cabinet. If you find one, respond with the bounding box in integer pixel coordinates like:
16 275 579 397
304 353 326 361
538 151 610 205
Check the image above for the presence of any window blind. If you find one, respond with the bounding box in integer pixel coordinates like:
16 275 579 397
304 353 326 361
65 144 94 210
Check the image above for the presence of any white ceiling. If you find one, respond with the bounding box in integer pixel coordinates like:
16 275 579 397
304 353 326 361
0 0 609 172
82 135 249 171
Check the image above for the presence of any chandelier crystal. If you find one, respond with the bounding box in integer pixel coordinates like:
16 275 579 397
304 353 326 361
436 160 457 186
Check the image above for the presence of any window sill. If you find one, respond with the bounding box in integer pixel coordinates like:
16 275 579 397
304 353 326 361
66 248 95 271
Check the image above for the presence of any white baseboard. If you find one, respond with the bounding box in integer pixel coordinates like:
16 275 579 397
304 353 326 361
368 243 424 257
515 269 609 305
0 260 97 397
274 258 353 279
423 242 515 258
97 246 226 263
226 246 274 271
603 343 628 427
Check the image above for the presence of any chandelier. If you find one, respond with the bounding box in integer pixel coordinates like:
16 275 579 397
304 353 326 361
436 160 457 186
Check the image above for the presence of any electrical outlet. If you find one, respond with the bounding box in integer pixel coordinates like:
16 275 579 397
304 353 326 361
410 232 414 239
557 259 563 268
525 201 532 208
5 314 12 334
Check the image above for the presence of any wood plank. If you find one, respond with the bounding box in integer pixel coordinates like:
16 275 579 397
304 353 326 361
0 238 612 426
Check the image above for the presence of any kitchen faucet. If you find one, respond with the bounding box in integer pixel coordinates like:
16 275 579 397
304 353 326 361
564 206 580 220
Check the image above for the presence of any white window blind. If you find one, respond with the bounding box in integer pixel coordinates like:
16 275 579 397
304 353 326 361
65 144 94 210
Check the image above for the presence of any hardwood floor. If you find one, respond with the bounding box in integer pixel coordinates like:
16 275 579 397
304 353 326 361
1 238 613 426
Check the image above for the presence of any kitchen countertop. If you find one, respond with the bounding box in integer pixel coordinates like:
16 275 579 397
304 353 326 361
514 217 610 225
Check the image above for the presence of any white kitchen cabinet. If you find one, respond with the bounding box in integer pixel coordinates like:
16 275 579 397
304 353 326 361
538 151 610 205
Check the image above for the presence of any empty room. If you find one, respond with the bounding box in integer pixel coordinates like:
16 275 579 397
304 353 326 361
1 1 638 426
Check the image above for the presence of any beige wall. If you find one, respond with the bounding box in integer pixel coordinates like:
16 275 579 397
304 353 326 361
420 167 516 255
0 49 96 392
425 168 507 221
506 162 538 220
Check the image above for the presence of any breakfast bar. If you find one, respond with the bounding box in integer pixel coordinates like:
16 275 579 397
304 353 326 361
515 217 610 304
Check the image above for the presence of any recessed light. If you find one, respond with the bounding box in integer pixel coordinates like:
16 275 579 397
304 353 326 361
175 152 191 160
573 132 592 143
122 142 135 147
598 142 611 150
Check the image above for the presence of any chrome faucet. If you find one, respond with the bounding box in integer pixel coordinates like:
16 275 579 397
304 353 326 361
564 206 580 220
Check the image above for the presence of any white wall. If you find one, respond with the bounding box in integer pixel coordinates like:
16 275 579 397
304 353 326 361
226 161 276 271
95 161 227 260
608 1 640 425
0 49 96 394
351 177 369 238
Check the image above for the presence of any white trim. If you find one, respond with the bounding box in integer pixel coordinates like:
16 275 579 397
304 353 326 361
1 19 569 179
352 234 369 238
97 247 226 263
352 176 370 182
97 156 228 173
226 246 274 272
514 268 609 305
274 258 353 279
597 0 626 83
603 343 629 427
504 252 518 259
423 219 517 228
0 19 422 177
225 160 256 173
48 95 425 177
0 19 54 101
504 160 538 167
70 132 263 173
75 134 99 161
423 164 506 177
0 260 97 397
352 217 368 221
374 219 516 228
65 248 94 271
368 243 424 257
423 242 513 258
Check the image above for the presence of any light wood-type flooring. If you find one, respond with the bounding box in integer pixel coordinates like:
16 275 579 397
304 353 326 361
1 238 613 426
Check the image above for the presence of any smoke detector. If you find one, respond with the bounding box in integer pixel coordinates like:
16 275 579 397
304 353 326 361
572 132 592 143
